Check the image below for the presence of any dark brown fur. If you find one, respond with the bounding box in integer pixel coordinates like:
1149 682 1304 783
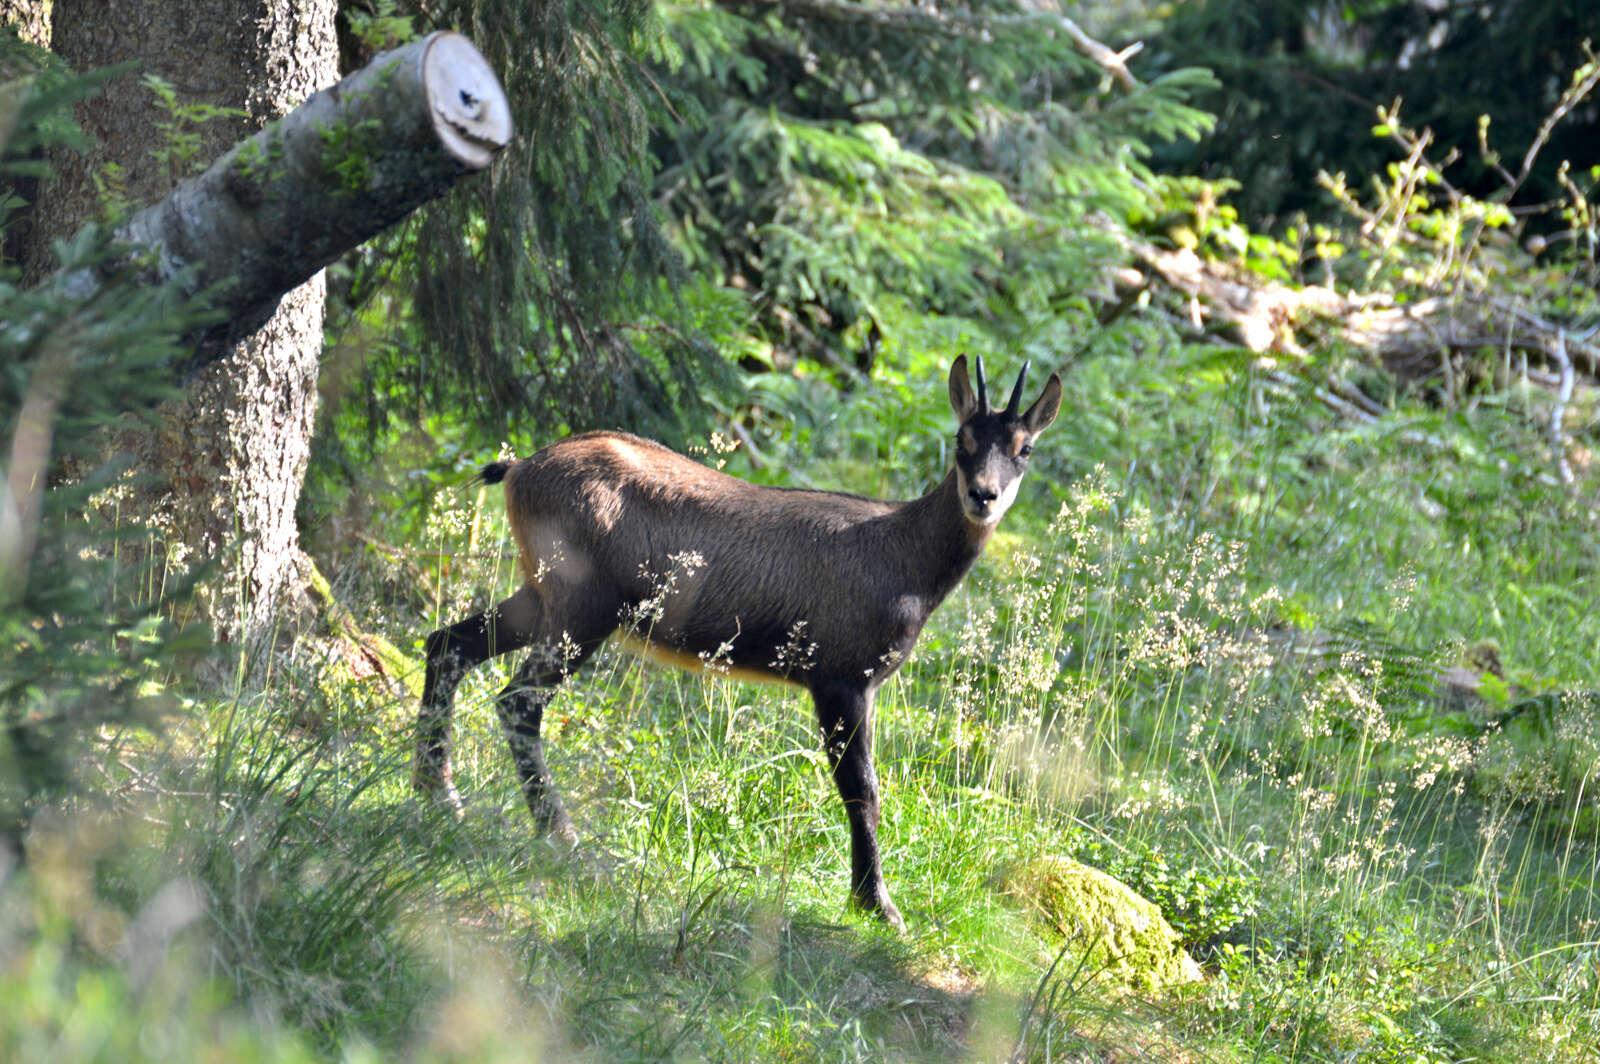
503 431 986 683
415 357 1062 928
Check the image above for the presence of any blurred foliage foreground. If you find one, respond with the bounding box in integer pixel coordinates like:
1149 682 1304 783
6 3 1600 1061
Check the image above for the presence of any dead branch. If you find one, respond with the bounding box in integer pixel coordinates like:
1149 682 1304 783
1125 239 1594 473
721 417 770 470
725 0 1142 91
40 32 511 370
1549 330 1576 484
1131 242 1600 386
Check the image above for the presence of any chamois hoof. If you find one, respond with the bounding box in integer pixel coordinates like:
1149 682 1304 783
853 891 906 932
412 768 466 820
543 825 579 854
536 808 579 852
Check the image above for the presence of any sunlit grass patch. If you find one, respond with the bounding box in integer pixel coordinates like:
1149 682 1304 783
14 345 1600 1060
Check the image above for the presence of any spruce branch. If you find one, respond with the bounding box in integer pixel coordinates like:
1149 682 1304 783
724 0 1143 91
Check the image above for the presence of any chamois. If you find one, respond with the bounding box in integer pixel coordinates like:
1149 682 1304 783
415 355 1062 927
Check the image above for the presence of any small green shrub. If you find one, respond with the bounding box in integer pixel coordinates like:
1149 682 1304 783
1069 837 1261 950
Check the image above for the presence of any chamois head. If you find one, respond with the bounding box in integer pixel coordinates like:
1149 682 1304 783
947 354 1062 526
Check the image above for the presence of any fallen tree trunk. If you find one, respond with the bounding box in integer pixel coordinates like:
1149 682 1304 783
53 30 512 368
1118 242 1597 481
1131 244 1600 381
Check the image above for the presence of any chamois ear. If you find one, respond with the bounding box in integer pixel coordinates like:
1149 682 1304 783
1023 373 1063 434
948 354 980 421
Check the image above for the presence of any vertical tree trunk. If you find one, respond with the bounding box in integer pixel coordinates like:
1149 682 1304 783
3 2 51 268
38 0 337 665
0 2 48 49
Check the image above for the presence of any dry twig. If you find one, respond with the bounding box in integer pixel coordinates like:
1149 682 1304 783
1548 330 1576 485
726 0 1143 91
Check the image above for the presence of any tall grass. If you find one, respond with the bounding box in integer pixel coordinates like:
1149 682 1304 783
6 339 1600 1061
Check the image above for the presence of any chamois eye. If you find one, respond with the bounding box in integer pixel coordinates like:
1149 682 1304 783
1019 444 1034 458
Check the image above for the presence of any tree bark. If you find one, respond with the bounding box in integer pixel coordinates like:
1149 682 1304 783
0 2 48 49
2 3 51 269
46 32 513 374
40 0 339 667
33 8 512 671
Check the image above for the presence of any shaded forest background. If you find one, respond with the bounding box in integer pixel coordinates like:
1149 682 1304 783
4 0 1600 1060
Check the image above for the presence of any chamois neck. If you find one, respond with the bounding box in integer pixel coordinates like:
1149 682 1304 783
896 468 991 603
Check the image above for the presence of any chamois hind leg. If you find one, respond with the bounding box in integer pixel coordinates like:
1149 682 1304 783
493 594 617 843
416 586 542 812
813 681 903 930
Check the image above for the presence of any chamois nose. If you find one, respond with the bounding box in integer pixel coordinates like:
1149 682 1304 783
967 485 998 506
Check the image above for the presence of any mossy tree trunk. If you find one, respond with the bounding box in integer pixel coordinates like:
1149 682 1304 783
35 0 339 667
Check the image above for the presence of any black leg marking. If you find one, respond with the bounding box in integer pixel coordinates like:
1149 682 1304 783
813 681 903 929
494 650 582 844
415 588 541 811
491 595 617 841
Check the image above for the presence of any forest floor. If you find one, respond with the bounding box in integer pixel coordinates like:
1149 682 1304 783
7 327 1600 1061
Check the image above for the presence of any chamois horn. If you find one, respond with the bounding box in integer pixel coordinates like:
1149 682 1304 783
973 355 989 412
1005 360 1030 416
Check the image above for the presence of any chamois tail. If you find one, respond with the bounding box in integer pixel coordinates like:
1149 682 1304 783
476 460 513 486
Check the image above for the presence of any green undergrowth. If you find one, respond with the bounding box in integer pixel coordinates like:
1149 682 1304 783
9 330 1600 1061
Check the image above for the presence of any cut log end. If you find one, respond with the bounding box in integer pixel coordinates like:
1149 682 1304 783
422 31 512 170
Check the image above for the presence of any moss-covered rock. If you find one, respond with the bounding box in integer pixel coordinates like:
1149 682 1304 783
1005 856 1203 994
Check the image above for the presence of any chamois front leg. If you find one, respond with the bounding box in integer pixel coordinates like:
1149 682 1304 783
416 587 541 813
813 681 903 930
